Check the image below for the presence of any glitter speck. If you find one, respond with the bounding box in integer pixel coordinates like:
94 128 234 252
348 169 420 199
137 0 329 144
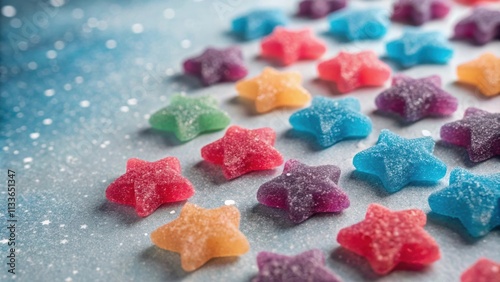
105 39 117 49
79 100 90 108
46 50 57 59
2 5 16 17
30 132 40 139
41 220 51 225
170 210 176 214
60 239 69 245
54 40 65 50
181 39 191 49
44 89 55 97
120 106 129 112
224 200 236 206
43 118 53 125
131 23 144 34
422 130 432 136
80 224 87 229
23 157 33 163
127 98 137 105
50 0 65 7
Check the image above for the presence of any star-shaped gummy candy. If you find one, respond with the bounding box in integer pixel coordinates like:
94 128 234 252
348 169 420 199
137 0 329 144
457 0 500 5
151 203 249 271
260 27 326 66
454 8 500 45
461 258 500 282
440 107 500 162
201 126 284 180
328 8 390 41
106 157 194 217
183 46 248 86
149 95 230 142
392 0 451 26
337 204 441 275
257 159 350 223
353 129 447 193
375 74 458 122
232 9 288 40
297 0 347 19
317 51 391 93
289 97 372 148
386 30 454 67
428 168 500 237
253 249 342 282
236 67 311 113
456 53 500 97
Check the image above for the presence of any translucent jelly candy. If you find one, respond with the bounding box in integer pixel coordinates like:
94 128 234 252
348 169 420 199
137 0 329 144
236 67 311 113
461 258 500 282
257 159 350 223
260 27 326 66
232 9 288 40
183 46 248 86
353 129 446 193
328 8 390 41
253 249 342 282
375 74 458 122
391 0 451 26
298 0 347 19
456 53 500 97
440 107 500 162
289 97 372 148
337 204 440 275
386 30 454 67
201 126 284 180
149 95 230 142
151 203 249 271
457 0 500 5
106 157 194 217
317 51 391 93
454 8 500 45
428 168 500 237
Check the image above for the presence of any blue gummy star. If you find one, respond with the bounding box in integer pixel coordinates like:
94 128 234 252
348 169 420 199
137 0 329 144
353 129 447 193
231 9 288 40
289 97 372 148
329 8 390 41
428 168 500 237
386 30 454 67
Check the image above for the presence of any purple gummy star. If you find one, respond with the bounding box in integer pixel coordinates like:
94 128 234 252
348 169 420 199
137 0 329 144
375 74 458 122
392 0 451 26
454 8 500 45
441 107 500 162
183 46 248 86
298 0 347 19
257 159 350 224
253 249 342 282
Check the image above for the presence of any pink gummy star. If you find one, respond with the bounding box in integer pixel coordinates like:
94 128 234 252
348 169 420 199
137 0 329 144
461 258 500 282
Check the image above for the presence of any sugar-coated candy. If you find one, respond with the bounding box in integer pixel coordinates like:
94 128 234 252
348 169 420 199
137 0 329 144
149 95 230 142
232 9 288 40
183 46 247 86
337 204 440 275
375 74 458 122
253 249 342 282
257 159 350 223
353 129 446 193
298 0 346 19
317 51 391 93
151 203 249 271
328 8 390 41
261 27 326 66
386 30 453 67
440 107 500 162
201 126 284 180
106 157 194 217
236 67 311 113
428 168 500 237
457 0 500 5
289 97 372 148
454 8 500 45
461 258 500 282
392 0 451 26
456 53 500 97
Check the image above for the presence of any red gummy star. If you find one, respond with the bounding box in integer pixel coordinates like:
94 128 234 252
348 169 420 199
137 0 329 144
318 51 391 93
461 258 500 282
337 204 440 275
106 157 195 217
261 27 327 66
201 126 284 180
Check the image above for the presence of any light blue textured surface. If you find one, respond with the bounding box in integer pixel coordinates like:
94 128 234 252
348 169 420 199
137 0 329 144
231 9 288 40
328 8 389 41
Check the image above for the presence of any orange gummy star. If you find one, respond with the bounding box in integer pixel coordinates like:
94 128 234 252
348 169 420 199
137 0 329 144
150 203 250 272
457 53 500 97
236 67 311 113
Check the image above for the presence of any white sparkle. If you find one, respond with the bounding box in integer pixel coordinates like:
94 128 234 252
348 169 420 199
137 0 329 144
422 129 432 136
127 98 137 105
30 132 40 139
44 89 55 97
224 200 235 206
75 76 84 84
72 270 78 275
54 40 65 50
105 39 117 49
50 0 65 7
120 106 129 112
79 100 90 108
64 277 72 282
2 5 16 17
43 118 53 125
163 8 175 19
41 220 51 225
60 224 65 228
170 210 176 214
181 39 191 49
46 50 57 59
131 23 143 34
60 239 68 244
80 224 87 229
0 239 8 244
23 157 33 163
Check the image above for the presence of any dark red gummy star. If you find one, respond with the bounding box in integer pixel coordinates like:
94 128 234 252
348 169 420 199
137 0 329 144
201 126 284 180
297 0 347 19
106 157 195 217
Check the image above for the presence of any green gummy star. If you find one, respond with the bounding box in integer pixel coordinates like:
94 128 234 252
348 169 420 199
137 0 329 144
149 95 230 142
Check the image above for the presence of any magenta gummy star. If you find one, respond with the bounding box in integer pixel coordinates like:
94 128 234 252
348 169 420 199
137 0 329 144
392 0 451 26
298 0 347 19
375 74 458 122
257 159 350 224
454 7 500 45
440 107 500 162
183 46 248 86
